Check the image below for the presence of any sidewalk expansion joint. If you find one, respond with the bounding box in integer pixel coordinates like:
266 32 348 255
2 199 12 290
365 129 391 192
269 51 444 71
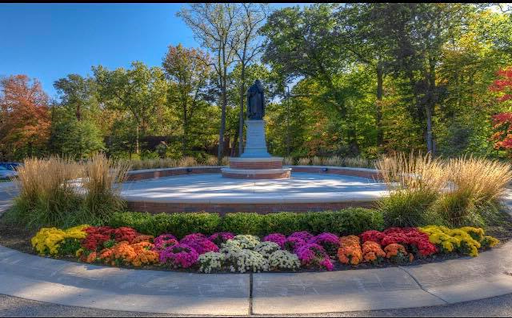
249 273 254 315
398 266 450 305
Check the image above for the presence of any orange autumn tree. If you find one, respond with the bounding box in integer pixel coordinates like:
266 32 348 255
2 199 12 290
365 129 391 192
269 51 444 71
0 75 51 160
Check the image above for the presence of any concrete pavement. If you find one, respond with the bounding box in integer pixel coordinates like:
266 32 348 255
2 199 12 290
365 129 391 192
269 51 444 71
121 172 388 204
0 240 511 315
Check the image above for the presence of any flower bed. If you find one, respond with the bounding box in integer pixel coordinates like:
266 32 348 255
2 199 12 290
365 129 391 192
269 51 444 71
30 225 500 273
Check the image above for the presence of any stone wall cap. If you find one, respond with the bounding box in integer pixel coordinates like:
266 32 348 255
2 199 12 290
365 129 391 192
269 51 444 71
229 157 283 162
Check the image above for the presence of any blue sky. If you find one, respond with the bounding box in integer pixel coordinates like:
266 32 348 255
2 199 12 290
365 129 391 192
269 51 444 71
0 3 304 99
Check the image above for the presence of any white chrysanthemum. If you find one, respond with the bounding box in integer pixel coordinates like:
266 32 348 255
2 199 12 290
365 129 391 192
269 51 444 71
198 252 225 273
231 235 261 249
268 250 301 271
254 241 280 258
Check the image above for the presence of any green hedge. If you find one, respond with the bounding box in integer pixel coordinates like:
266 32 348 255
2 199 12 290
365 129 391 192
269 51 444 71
107 208 384 238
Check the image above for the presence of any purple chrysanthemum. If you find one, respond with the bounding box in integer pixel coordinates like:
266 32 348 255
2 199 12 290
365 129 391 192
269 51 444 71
289 231 314 243
263 233 286 249
284 236 306 253
180 233 219 255
295 243 332 270
309 233 340 257
209 232 235 246
153 234 178 251
159 243 199 269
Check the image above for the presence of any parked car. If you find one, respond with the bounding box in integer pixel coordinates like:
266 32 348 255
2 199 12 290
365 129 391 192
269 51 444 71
0 166 16 179
0 162 21 171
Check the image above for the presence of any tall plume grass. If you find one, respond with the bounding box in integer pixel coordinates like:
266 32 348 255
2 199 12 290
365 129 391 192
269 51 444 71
435 156 512 226
376 152 512 228
6 154 130 228
82 154 130 222
375 152 447 227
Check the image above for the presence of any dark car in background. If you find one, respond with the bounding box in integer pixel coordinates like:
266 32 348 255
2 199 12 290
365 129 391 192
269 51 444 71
0 162 21 171
0 162 21 179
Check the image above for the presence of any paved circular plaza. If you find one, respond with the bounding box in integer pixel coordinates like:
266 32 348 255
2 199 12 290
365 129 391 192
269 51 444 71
121 172 388 204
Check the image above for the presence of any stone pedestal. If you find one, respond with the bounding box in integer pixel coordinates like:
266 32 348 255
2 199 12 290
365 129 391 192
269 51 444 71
221 120 291 179
241 120 270 158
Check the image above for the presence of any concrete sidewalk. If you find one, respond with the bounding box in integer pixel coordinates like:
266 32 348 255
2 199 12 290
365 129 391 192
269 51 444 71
0 240 511 316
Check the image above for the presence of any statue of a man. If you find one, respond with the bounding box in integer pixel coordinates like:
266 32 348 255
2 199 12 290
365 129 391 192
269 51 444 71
247 80 265 120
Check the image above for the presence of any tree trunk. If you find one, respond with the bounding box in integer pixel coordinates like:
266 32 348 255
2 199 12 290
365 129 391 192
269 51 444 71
238 65 246 156
376 63 384 147
426 105 433 153
217 77 227 163
183 101 188 155
136 125 140 155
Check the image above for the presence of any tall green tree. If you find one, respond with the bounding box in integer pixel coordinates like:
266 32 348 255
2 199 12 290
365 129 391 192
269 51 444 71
162 44 212 155
93 62 168 155
178 4 239 162
261 4 362 154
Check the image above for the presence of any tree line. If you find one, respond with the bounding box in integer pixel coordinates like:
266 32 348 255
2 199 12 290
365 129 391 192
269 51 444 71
1 3 512 162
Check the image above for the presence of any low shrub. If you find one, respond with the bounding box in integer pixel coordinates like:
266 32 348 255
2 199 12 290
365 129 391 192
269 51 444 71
108 212 221 238
220 213 263 235
108 208 385 238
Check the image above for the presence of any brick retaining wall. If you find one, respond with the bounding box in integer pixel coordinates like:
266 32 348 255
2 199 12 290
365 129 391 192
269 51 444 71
126 200 377 215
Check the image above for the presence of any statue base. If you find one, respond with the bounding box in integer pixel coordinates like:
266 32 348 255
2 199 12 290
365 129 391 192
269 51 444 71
221 120 291 179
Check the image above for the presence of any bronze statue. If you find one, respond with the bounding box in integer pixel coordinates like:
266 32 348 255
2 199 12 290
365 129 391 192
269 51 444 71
247 80 265 120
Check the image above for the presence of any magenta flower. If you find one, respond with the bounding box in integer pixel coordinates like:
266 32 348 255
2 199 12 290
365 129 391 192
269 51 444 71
209 232 235 246
181 233 208 242
180 233 219 255
154 234 178 251
289 231 314 242
309 233 340 257
284 236 306 253
263 233 286 249
295 243 331 270
159 243 199 269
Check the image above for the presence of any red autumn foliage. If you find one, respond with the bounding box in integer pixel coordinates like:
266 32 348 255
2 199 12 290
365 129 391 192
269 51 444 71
489 67 512 154
360 227 437 257
0 75 51 158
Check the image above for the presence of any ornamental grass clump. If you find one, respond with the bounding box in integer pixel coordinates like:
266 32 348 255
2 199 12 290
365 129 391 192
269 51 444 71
81 154 129 223
8 155 129 229
376 152 447 227
11 157 83 228
435 156 512 227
